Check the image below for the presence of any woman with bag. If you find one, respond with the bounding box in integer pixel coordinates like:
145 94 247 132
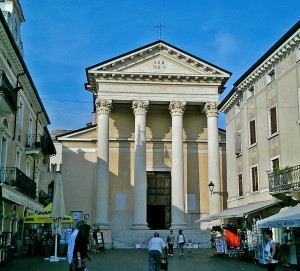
264 229 278 271
72 224 91 271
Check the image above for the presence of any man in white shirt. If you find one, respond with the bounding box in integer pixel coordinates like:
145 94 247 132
67 220 87 271
148 232 166 271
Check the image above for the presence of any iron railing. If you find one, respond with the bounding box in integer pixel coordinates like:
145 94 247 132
0 71 17 112
0 167 36 199
268 165 300 194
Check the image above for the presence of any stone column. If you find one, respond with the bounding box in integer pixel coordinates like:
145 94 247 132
205 102 221 215
132 100 149 229
169 101 187 229
95 98 112 229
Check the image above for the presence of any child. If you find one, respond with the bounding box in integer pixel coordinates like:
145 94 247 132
187 239 193 256
177 230 185 256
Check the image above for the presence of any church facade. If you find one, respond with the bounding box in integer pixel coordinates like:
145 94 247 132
55 41 231 237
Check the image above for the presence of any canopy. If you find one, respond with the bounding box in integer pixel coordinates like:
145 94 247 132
51 172 66 219
24 203 74 224
256 204 300 228
195 199 280 223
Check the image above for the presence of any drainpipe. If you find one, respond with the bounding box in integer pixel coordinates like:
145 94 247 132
12 72 25 140
32 111 43 186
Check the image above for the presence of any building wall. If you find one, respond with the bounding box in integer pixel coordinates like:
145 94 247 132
224 26 300 209
59 106 227 229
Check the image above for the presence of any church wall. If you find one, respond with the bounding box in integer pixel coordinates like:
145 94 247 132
61 147 96 223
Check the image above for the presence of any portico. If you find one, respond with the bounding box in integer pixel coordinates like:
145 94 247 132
85 40 231 230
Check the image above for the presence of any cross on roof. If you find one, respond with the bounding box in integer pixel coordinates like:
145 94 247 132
154 22 165 40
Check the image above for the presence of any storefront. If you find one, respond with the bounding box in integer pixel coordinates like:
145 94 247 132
256 204 300 268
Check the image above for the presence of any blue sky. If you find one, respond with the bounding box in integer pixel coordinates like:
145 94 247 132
20 1 300 130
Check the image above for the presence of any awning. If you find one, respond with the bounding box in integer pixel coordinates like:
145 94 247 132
256 204 300 228
195 199 280 223
24 203 74 224
1 184 43 212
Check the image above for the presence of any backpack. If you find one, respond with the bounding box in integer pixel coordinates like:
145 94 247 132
271 242 282 260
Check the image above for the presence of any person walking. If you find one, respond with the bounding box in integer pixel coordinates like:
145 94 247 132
280 229 290 266
148 232 166 271
166 229 175 256
67 220 87 271
264 229 278 271
72 224 91 271
177 229 185 256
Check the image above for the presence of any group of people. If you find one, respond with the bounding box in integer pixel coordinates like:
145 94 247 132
148 229 193 271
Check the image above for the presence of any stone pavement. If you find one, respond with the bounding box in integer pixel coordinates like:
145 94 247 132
3 248 296 271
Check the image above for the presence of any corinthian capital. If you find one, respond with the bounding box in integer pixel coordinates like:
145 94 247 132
205 102 219 118
132 100 149 116
95 98 112 115
169 101 186 117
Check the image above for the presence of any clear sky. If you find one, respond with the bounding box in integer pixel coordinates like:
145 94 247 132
20 0 300 131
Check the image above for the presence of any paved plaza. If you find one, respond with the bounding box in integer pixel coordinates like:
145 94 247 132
3 248 295 271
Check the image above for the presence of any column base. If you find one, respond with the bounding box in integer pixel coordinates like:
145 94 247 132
170 223 187 230
94 223 111 230
131 224 149 230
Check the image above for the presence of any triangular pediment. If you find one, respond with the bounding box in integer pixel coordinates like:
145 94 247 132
56 126 96 141
87 40 231 78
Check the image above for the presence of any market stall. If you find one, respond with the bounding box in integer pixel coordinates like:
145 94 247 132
256 204 300 268
23 203 74 256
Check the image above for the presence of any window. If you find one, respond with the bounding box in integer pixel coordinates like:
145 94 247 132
18 100 24 127
235 131 242 155
15 151 21 168
249 119 256 145
267 69 275 84
0 137 8 169
271 158 280 171
26 159 31 177
251 166 259 192
238 174 243 197
269 106 278 135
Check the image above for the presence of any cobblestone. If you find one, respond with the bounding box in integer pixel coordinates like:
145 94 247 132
5 248 295 271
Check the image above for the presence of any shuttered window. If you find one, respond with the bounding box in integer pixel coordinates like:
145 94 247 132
251 166 258 192
238 174 243 197
249 120 256 145
270 106 277 135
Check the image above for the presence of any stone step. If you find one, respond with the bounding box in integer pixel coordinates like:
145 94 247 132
111 230 211 249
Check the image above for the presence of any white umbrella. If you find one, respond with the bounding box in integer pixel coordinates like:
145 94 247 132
49 171 66 262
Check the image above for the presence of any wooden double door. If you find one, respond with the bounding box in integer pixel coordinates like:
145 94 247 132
147 171 171 230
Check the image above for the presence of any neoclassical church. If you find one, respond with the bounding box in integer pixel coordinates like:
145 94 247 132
53 40 231 245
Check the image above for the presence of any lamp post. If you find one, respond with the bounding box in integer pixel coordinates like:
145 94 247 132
208 181 228 197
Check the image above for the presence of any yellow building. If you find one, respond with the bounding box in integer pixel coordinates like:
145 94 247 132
0 0 55 255
54 41 231 246
218 21 300 225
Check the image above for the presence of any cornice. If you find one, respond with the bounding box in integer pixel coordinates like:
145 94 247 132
86 41 231 92
220 28 300 113
237 31 300 92
0 16 50 126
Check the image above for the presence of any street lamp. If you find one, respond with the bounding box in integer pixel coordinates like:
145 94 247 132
208 181 228 197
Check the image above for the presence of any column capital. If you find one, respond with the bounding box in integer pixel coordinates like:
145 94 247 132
132 100 149 116
169 101 186 117
95 98 112 115
205 101 219 118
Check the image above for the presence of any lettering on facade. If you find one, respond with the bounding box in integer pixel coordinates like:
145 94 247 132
153 60 166 69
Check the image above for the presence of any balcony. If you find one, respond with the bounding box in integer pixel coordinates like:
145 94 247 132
25 134 46 159
0 71 17 115
0 167 36 199
268 165 300 201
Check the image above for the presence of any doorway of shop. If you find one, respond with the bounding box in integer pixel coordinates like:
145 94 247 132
147 171 171 230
